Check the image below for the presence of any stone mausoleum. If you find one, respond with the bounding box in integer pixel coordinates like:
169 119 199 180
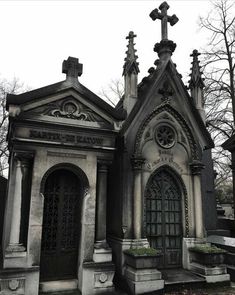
0 2 229 295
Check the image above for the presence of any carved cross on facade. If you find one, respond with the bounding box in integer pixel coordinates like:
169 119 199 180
150 1 178 40
159 81 173 103
62 56 83 79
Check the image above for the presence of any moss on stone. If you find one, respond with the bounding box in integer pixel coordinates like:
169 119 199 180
124 247 160 256
189 244 226 254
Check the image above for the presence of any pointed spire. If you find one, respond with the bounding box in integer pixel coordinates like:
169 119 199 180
123 31 140 76
189 49 206 123
189 50 205 90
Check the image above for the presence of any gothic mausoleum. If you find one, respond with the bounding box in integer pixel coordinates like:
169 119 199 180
0 2 230 295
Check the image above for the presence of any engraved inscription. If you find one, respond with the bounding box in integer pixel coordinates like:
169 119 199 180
29 130 103 146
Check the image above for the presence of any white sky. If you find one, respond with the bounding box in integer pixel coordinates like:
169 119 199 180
0 1 215 96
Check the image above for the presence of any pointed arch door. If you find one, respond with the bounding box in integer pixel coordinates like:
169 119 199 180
40 169 81 281
145 169 182 269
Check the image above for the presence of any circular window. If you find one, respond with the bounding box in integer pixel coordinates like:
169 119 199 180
155 125 176 149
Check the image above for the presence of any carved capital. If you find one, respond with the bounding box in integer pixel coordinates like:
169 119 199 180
131 156 145 171
14 151 34 163
190 161 204 175
14 151 34 176
98 160 112 173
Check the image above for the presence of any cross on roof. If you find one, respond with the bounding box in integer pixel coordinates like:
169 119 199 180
150 1 179 40
62 56 83 80
126 31 136 40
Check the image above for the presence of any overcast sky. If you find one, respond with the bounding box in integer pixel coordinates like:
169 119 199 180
0 1 214 96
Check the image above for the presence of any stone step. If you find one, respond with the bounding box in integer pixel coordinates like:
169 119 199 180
162 268 206 292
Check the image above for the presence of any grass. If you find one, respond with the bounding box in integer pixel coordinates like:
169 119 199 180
189 244 226 254
124 247 160 256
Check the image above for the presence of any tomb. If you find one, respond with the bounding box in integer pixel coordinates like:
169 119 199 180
0 2 228 294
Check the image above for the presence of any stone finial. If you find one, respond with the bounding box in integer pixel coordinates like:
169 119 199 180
150 2 178 59
123 31 140 76
62 56 83 80
188 49 205 89
150 1 178 41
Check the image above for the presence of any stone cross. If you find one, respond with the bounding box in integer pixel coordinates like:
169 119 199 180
62 56 83 79
150 1 178 40
126 31 136 41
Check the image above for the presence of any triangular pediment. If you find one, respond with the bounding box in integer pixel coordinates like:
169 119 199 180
7 80 125 130
23 95 112 126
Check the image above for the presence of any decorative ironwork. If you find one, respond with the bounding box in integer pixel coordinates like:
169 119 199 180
145 169 182 268
41 169 80 280
155 125 175 148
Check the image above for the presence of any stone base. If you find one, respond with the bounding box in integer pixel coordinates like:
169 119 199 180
0 267 39 295
190 262 230 283
6 244 26 253
125 266 164 295
93 247 112 263
82 261 115 295
108 236 150 277
182 237 207 270
4 251 27 269
0 277 25 295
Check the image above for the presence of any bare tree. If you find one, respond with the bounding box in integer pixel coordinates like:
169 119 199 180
199 0 235 188
98 79 124 107
0 77 26 176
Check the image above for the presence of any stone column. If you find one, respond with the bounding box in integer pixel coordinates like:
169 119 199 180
95 161 109 247
131 157 145 239
7 153 25 252
190 161 205 239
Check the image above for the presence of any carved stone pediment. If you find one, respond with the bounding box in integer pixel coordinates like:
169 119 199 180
25 97 111 125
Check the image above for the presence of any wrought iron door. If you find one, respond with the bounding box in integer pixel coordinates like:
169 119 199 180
145 169 182 269
40 169 80 281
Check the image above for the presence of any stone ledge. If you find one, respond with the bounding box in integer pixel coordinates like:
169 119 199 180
125 265 162 282
126 277 164 295
205 273 230 283
190 262 227 276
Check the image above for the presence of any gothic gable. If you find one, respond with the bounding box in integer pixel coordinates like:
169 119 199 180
134 104 200 162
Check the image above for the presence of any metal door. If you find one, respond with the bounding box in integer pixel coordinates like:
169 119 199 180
40 169 80 281
145 169 182 268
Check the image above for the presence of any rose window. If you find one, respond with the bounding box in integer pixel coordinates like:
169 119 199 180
155 125 175 148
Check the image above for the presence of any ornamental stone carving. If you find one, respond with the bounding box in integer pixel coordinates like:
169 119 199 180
190 161 205 175
134 104 200 160
131 157 145 171
155 124 176 149
29 98 109 124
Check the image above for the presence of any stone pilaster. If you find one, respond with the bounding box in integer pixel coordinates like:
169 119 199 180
94 160 112 263
131 157 145 239
95 161 109 246
190 161 205 239
6 152 34 252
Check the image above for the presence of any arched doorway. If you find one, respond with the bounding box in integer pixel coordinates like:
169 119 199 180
40 168 82 281
145 168 183 269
